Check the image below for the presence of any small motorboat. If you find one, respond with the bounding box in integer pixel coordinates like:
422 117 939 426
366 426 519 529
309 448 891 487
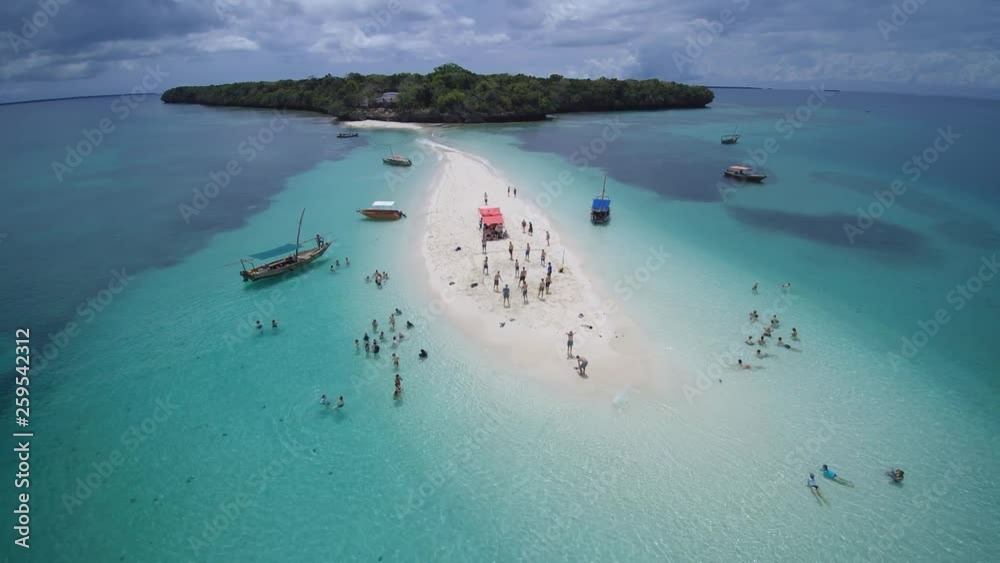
358 201 406 220
724 165 767 183
337 131 359 138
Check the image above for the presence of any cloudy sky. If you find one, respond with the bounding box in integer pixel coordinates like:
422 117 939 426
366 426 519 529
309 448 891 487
1 0 998 103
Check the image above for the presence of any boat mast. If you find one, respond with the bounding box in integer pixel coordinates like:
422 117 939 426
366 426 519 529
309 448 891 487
294 208 305 260
601 175 607 199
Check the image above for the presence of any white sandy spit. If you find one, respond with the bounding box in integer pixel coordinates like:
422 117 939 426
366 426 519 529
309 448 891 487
416 141 665 394
339 119 434 131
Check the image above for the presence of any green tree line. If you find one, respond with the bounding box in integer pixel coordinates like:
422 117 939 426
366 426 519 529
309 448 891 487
161 63 714 122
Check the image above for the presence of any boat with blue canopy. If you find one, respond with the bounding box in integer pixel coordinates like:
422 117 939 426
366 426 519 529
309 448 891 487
591 176 611 224
239 209 331 282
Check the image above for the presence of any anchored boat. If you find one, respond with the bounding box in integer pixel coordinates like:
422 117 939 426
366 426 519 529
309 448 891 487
721 125 741 144
382 144 412 166
358 201 406 220
591 176 611 224
337 131 359 138
724 165 767 183
239 209 331 282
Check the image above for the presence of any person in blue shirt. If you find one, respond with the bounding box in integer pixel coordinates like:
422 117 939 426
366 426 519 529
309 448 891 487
821 464 855 487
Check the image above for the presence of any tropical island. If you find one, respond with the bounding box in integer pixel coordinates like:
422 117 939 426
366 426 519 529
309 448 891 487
160 63 714 123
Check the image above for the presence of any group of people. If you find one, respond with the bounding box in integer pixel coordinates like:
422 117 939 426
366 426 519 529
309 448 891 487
255 319 280 331
365 269 390 288
738 283 802 369
807 465 905 504
496 258 556 307
329 256 351 272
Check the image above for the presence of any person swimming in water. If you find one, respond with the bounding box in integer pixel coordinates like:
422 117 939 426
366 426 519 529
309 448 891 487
757 335 766 347
738 359 751 369
320 394 330 406
756 349 768 358
888 468 905 483
821 464 854 486
791 327 799 340
336 395 344 409
763 326 773 337
395 308 402 315
419 349 428 359
406 320 414 329
363 332 370 342
256 320 263 331
752 281 758 294
271 319 278 329
777 337 790 349
807 473 829 505
746 336 754 346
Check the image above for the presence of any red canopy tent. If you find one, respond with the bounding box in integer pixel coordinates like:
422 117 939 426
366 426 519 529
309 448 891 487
478 207 506 240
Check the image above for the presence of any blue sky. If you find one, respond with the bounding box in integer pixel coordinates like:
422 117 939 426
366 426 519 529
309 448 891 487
1 0 998 103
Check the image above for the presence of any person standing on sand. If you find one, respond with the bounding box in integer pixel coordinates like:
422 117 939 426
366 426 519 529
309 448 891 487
508 186 511 197
521 219 526 233
538 278 545 299
566 331 574 356
482 236 487 254
529 222 534 236
546 230 550 246
575 355 588 376
545 276 551 294
522 282 529 303
494 271 503 291
502 284 511 307
514 187 517 198
547 262 553 277
484 192 488 205
525 243 531 260
514 258 519 276
483 255 489 275
508 241 514 260
520 267 527 285
540 249 546 266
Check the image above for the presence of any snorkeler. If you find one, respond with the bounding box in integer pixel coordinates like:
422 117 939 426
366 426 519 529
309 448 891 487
821 464 854 487
807 473 829 505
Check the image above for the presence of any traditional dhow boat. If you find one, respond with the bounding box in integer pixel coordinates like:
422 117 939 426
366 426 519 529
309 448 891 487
724 165 767 183
358 201 406 220
239 209 331 282
337 131 359 138
591 176 611 224
721 126 741 144
382 144 412 166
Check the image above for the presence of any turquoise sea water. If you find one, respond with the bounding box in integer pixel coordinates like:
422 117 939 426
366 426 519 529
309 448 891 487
1 90 998 562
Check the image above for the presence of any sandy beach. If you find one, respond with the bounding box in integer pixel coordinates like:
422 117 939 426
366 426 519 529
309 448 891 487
417 140 663 394
339 119 435 131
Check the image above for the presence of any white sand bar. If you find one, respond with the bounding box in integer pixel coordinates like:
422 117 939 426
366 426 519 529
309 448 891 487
418 141 661 392
339 119 434 131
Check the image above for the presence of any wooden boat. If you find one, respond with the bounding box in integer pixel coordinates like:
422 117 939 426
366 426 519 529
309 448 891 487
382 144 412 166
239 209 331 282
358 201 406 220
590 176 611 224
337 131 359 138
721 126 740 144
724 165 767 183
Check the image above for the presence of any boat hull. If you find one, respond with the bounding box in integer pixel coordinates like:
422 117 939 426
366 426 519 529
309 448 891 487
591 211 611 224
240 242 332 282
382 158 412 166
359 209 405 220
724 171 766 182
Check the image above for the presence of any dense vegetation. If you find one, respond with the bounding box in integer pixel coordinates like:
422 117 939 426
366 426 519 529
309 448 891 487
160 64 714 123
